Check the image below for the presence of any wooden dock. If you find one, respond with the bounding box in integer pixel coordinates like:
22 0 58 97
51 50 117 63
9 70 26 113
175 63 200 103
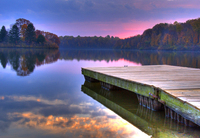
82 65 200 127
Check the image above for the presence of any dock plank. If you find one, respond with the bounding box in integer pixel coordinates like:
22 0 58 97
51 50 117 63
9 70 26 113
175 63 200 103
84 65 200 91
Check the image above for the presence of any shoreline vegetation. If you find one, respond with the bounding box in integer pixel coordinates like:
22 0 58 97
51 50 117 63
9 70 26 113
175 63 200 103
1 17 200 51
59 17 200 51
0 18 60 49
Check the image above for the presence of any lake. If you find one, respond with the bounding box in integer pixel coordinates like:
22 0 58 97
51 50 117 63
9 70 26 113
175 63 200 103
0 48 200 138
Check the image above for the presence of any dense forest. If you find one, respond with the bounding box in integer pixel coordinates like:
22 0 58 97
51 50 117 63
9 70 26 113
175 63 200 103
60 18 200 50
0 18 60 49
59 35 120 49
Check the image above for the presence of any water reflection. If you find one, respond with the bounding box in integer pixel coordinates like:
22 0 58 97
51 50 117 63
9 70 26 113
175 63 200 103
0 48 60 76
1 49 200 77
6 112 148 138
0 89 148 138
60 49 200 68
82 81 200 138
1 48 200 137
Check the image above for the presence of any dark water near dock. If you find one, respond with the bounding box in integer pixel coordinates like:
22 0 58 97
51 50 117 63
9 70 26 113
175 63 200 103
0 48 200 138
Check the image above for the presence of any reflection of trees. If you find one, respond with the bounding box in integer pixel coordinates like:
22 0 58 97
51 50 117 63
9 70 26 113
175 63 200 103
1 49 200 75
60 50 200 68
0 53 8 68
0 49 60 76
36 53 46 62
9 52 20 71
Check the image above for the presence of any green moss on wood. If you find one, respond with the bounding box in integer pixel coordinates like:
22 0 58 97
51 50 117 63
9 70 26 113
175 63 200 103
82 68 155 97
159 90 200 125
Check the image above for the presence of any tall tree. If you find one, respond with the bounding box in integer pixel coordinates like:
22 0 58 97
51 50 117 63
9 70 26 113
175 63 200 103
9 25 20 44
25 23 36 44
0 26 7 42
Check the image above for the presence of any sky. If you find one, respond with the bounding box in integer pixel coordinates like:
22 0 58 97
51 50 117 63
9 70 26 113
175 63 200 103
0 0 200 38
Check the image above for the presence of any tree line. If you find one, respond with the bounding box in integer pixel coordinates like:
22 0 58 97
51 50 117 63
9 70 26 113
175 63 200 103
60 18 200 50
59 35 120 49
0 18 60 49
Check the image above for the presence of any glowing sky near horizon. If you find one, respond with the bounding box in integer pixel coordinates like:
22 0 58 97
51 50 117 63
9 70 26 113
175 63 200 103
0 0 200 38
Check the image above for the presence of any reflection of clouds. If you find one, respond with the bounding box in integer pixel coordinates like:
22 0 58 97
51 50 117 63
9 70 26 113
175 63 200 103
0 94 100 118
0 94 149 137
69 102 94 111
4 95 68 105
2 95 96 111
8 112 149 138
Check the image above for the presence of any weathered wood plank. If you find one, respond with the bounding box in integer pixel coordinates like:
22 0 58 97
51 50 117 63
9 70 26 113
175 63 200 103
166 89 200 97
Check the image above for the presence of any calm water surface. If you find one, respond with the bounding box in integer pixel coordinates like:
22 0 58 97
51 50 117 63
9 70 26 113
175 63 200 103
0 48 200 138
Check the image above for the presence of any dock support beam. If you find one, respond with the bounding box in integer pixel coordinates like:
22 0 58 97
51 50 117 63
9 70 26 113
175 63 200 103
137 94 163 111
164 106 197 127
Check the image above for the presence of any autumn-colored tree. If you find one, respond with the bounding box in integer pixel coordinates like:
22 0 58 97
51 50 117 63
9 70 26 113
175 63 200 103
168 34 173 46
20 24 27 41
193 33 198 45
152 23 168 35
176 23 183 34
155 34 161 46
162 34 169 46
15 18 31 31
150 34 155 47
191 18 200 43
35 30 45 38
163 33 174 46
44 32 60 46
